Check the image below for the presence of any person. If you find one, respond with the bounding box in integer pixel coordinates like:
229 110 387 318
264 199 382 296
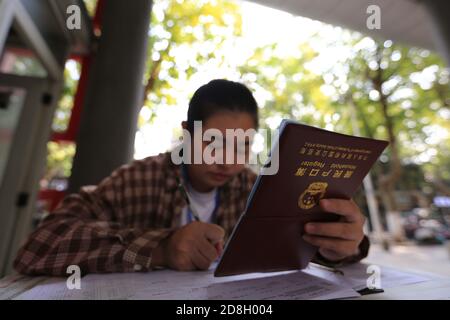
14 79 368 276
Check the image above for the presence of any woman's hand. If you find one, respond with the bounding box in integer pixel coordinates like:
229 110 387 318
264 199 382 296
303 199 365 262
152 222 224 270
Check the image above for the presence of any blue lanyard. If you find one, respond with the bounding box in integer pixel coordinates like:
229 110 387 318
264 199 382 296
182 165 220 223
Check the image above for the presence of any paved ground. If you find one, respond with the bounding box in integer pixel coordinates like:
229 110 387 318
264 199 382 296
365 241 450 277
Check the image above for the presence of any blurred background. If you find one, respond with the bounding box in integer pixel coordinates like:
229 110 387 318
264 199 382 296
0 0 449 278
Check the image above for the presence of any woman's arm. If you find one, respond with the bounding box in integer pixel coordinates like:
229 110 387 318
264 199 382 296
14 161 174 276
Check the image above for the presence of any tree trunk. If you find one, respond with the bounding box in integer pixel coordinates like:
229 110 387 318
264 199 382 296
142 42 172 104
371 54 405 241
142 57 162 102
432 178 450 196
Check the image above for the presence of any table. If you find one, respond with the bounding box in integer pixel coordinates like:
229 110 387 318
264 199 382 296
1 263 449 300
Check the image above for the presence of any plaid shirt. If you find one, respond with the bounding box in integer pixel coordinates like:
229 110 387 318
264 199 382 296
14 153 256 276
14 152 369 276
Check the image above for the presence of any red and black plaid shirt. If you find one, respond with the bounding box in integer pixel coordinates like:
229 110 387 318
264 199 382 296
14 153 255 276
14 152 369 276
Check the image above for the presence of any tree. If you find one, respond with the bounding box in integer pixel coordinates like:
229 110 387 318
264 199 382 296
140 0 242 124
236 42 336 168
237 30 450 241
324 36 450 239
238 43 330 128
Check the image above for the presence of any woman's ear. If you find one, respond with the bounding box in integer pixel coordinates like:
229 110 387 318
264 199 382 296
181 121 188 130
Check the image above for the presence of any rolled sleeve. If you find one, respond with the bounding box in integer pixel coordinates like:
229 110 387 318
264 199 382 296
122 228 174 271
312 235 370 268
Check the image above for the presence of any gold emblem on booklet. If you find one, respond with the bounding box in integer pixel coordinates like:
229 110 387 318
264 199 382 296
298 182 328 210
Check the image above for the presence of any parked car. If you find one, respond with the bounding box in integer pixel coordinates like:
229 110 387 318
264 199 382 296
401 208 450 244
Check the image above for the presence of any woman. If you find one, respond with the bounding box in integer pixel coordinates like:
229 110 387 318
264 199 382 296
14 79 368 275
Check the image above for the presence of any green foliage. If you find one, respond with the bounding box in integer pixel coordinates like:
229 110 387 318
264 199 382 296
44 61 80 183
45 142 76 180
324 36 450 182
238 29 450 193
52 60 80 132
238 43 330 129
44 0 450 197
82 0 98 17
139 0 243 126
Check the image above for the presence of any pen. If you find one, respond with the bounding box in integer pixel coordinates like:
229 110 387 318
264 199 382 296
176 176 222 256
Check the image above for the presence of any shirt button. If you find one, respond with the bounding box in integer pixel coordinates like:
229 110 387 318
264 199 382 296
134 264 142 271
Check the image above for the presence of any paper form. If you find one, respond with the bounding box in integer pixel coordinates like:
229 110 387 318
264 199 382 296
0 275 48 300
13 265 358 300
14 273 153 300
10 262 431 300
129 268 359 300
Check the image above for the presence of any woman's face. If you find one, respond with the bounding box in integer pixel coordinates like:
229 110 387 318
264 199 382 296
185 111 257 192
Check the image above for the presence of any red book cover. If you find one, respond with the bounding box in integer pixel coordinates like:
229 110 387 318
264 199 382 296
215 120 389 277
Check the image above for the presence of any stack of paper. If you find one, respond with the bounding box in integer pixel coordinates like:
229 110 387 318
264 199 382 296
130 269 359 300
10 262 430 300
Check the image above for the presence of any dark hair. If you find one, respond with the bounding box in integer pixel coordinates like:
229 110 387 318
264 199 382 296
187 79 259 131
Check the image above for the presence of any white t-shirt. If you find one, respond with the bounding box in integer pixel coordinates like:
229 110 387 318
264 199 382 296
179 184 218 226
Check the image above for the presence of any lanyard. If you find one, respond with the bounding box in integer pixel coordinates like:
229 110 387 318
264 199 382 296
181 164 220 223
